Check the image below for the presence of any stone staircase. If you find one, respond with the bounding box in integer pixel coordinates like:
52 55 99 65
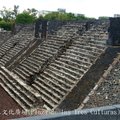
0 66 44 111
0 26 34 66
32 22 109 110
0 31 12 46
12 36 72 82
55 22 86 38
11 23 84 83
0 21 109 111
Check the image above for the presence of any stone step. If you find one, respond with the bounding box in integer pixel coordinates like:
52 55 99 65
63 51 92 63
32 51 51 59
18 65 33 76
15 66 34 81
42 43 60 49
14 67 29 79
54 59 86 74
0 72 33 108
48 65 79 83
40 73 69 92
22 61 39 72
67 45 98 56
0 59 7 66
13 68 30 81
60 54 92 67
74 39 106 47
47 35 61 38
0 66 43 110
58 57 88 70
25 57 42 68
32 84 56 109
0 71 35 106
50 63 82 79
0 61 5 66
44 40 64 46
28 55 46 63
0 77 30 110
2 55 11 61
33 81 60 104
33 49 53 58
71 42 104 52
47 39 65 44
76 41 105 50
44 69 73 88
37 77 65 97
38 47 56 56
40 46 58 54
65 49 96 61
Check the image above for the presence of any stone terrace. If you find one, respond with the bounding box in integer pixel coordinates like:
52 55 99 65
0 20 110 113
1 22 85 111
36 21 108 110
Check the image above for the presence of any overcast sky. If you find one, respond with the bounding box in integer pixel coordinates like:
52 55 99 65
0 0 120 18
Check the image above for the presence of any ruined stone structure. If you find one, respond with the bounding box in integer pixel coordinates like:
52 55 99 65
0 19 119 119
107 17 120 45
0 31 12 45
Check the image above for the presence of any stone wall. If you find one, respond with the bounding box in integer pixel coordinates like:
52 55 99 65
107 17 120 46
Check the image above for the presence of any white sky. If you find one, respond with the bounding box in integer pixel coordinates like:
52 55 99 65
0 0 120 18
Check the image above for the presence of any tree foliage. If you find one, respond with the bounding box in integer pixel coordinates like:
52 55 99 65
98 16 109 20
16 13 35 24
24 8 38 17
0 5 96 30
0 20 12 30
44 12 88 21
0 17 2 21
13 5 19 17
44 12 73 20
0 7 14 21
76 14 86 20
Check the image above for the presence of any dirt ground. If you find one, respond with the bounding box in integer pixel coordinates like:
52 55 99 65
0 86 28 120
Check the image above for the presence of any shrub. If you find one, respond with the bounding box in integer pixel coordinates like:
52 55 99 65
0 20 12 30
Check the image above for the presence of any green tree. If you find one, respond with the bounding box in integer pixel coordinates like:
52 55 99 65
25 8 38 17
0 20 12 30
0 17 2 21
44 12 76 21
98 16 109 20
44 12 90 21
0 7 14 21
44 12 59 20
76 14 87 20
57 13 68 20
67 13 76 20
13 5 19 17
16 12 35 24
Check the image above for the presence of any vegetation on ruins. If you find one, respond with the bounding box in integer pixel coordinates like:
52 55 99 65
98 16 109 20
0 5 19 30
0 5 96 30
0 20 12 30
44 12 90 21
0 5 37 30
